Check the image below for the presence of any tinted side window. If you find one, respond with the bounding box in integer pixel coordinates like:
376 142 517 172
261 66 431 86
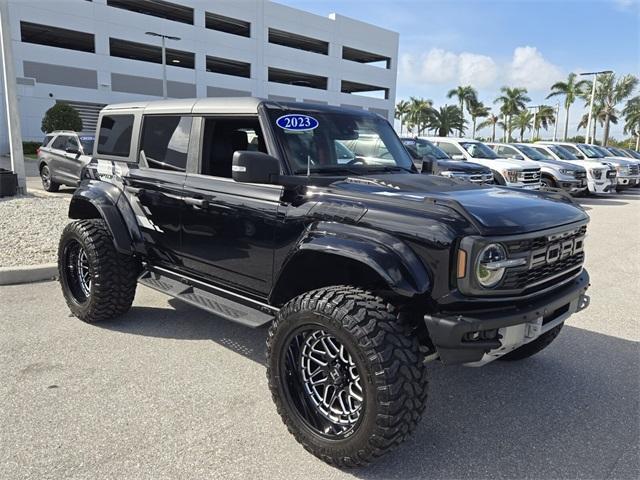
532 146 553 159
51 135 68 150
140 116 192 172
97 114 134 157
436 142 460 156
42 135 54 147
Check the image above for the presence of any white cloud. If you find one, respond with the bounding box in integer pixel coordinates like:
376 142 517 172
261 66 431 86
399 46 563 93
507 46 563 91
399 49 497 89
613 0 637 10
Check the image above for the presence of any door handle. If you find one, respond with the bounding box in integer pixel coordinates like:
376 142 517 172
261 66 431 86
184 196 208 208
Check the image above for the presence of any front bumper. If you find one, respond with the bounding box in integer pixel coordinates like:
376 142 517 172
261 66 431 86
588 179 615 194
557 178 587 194
616 176 639 188
424 270 590 366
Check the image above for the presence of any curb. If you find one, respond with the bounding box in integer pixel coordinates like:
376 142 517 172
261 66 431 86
0 263 58 286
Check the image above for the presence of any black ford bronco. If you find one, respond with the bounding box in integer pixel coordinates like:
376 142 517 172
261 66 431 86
58 98 590 467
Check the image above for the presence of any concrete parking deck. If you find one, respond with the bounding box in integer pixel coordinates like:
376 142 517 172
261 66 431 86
0 191 638 479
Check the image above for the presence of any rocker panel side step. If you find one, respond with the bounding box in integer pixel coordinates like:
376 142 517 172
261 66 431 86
138 267 276 328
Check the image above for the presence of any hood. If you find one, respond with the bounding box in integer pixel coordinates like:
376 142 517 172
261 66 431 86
330 173 588 235
537 158 584 171
470 157 540 170
436 159 490 173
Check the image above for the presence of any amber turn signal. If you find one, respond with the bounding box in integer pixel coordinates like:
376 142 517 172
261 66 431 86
457 249 467 279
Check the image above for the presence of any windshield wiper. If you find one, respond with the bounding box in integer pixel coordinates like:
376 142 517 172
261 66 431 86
365 165 413 173
293 166 364 176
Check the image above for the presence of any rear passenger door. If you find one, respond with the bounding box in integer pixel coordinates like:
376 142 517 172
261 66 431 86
179 116 282 297
123 115 192 265
48 135 72 183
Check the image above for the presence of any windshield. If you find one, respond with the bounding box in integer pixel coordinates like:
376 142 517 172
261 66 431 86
268 109 414 174
607 147 627 157
79 135 95 154
514 144 546 161
577 144 603 159
548 145 578 160
460 142 498 159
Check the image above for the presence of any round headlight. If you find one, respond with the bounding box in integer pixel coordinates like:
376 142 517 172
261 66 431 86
476 243 507 288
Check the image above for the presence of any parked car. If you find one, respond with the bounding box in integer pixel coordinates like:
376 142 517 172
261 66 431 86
487 142 587 194
588 144 640 189
37 131 95 192
529 144 616 195
537 141 638 191
57 98 590 467
621 147 640 160
400 137 494 183
426 137 541 189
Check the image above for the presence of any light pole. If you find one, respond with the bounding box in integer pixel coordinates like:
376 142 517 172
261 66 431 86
552 102 560 141
527 105 541 141
145 32 181 99
579 70 612 144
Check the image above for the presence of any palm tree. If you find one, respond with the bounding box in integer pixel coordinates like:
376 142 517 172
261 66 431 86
513 110 534 142
577 103 613 143
494 87 530 142
428 105 466 137
622 96 640 150
547 73 589 141
395 100 410 135
468 100 489 139
405 97 433 135
533 105 556 139
447 85 478 135
477 113 500 142
592 73 638 145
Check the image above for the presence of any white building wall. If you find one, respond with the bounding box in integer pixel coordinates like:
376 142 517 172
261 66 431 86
0 0 399 143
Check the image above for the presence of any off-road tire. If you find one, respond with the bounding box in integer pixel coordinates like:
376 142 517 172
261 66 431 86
266 286 428 468
40 164 60 192
58 219 139 323
498 322 564 361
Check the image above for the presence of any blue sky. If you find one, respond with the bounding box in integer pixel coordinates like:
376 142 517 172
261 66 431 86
279 0 640 139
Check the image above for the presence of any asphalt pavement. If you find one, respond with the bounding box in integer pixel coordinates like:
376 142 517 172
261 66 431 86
0 190 638 480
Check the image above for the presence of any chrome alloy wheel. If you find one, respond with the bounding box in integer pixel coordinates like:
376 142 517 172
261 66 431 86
284 328 364 438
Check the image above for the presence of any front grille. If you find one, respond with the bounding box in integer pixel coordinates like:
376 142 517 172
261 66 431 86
629 164 639 176
468 173 494 184
501 225 587 294
519 168 541 185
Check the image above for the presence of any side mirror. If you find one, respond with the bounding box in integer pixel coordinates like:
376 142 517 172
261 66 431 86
510 154 524 160
232 151 280 184
66 147 80 155
451 154 465 161
421 155 435 174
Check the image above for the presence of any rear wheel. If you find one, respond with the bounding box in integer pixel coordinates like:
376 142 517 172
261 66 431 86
40 165 60 192
498 323 563 361
267 286 428 468
59 219 139 323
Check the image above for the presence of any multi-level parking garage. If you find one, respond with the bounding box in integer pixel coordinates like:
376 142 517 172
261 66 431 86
0 0 399 152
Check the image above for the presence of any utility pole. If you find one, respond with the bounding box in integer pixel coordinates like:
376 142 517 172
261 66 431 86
0 0 26 193
580 70 612 144
552 102 560 141
145 32 181 99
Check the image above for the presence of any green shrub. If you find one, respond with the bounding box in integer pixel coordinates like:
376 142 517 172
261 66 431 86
22 141 41 155
41 103 83 133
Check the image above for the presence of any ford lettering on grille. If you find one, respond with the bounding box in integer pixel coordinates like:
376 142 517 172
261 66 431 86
530 235 585 268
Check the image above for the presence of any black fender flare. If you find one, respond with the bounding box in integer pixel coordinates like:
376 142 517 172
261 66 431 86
68 181 145 255
271 221 431 302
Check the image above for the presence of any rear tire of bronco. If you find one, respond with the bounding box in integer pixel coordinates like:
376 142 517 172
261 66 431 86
58 219 139 323
266 286 428 468
498 323 564 361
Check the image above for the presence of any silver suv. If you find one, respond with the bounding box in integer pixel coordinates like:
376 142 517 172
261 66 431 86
37 131 95 192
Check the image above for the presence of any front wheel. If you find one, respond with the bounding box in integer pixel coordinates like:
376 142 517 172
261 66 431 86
40 165 60 192
540 176 556 188
59 219 139 323
266 286 428 468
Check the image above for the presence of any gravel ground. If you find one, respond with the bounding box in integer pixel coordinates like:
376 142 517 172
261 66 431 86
0 192 71 267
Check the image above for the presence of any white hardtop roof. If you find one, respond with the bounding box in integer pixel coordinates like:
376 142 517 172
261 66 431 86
101 97 266 115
